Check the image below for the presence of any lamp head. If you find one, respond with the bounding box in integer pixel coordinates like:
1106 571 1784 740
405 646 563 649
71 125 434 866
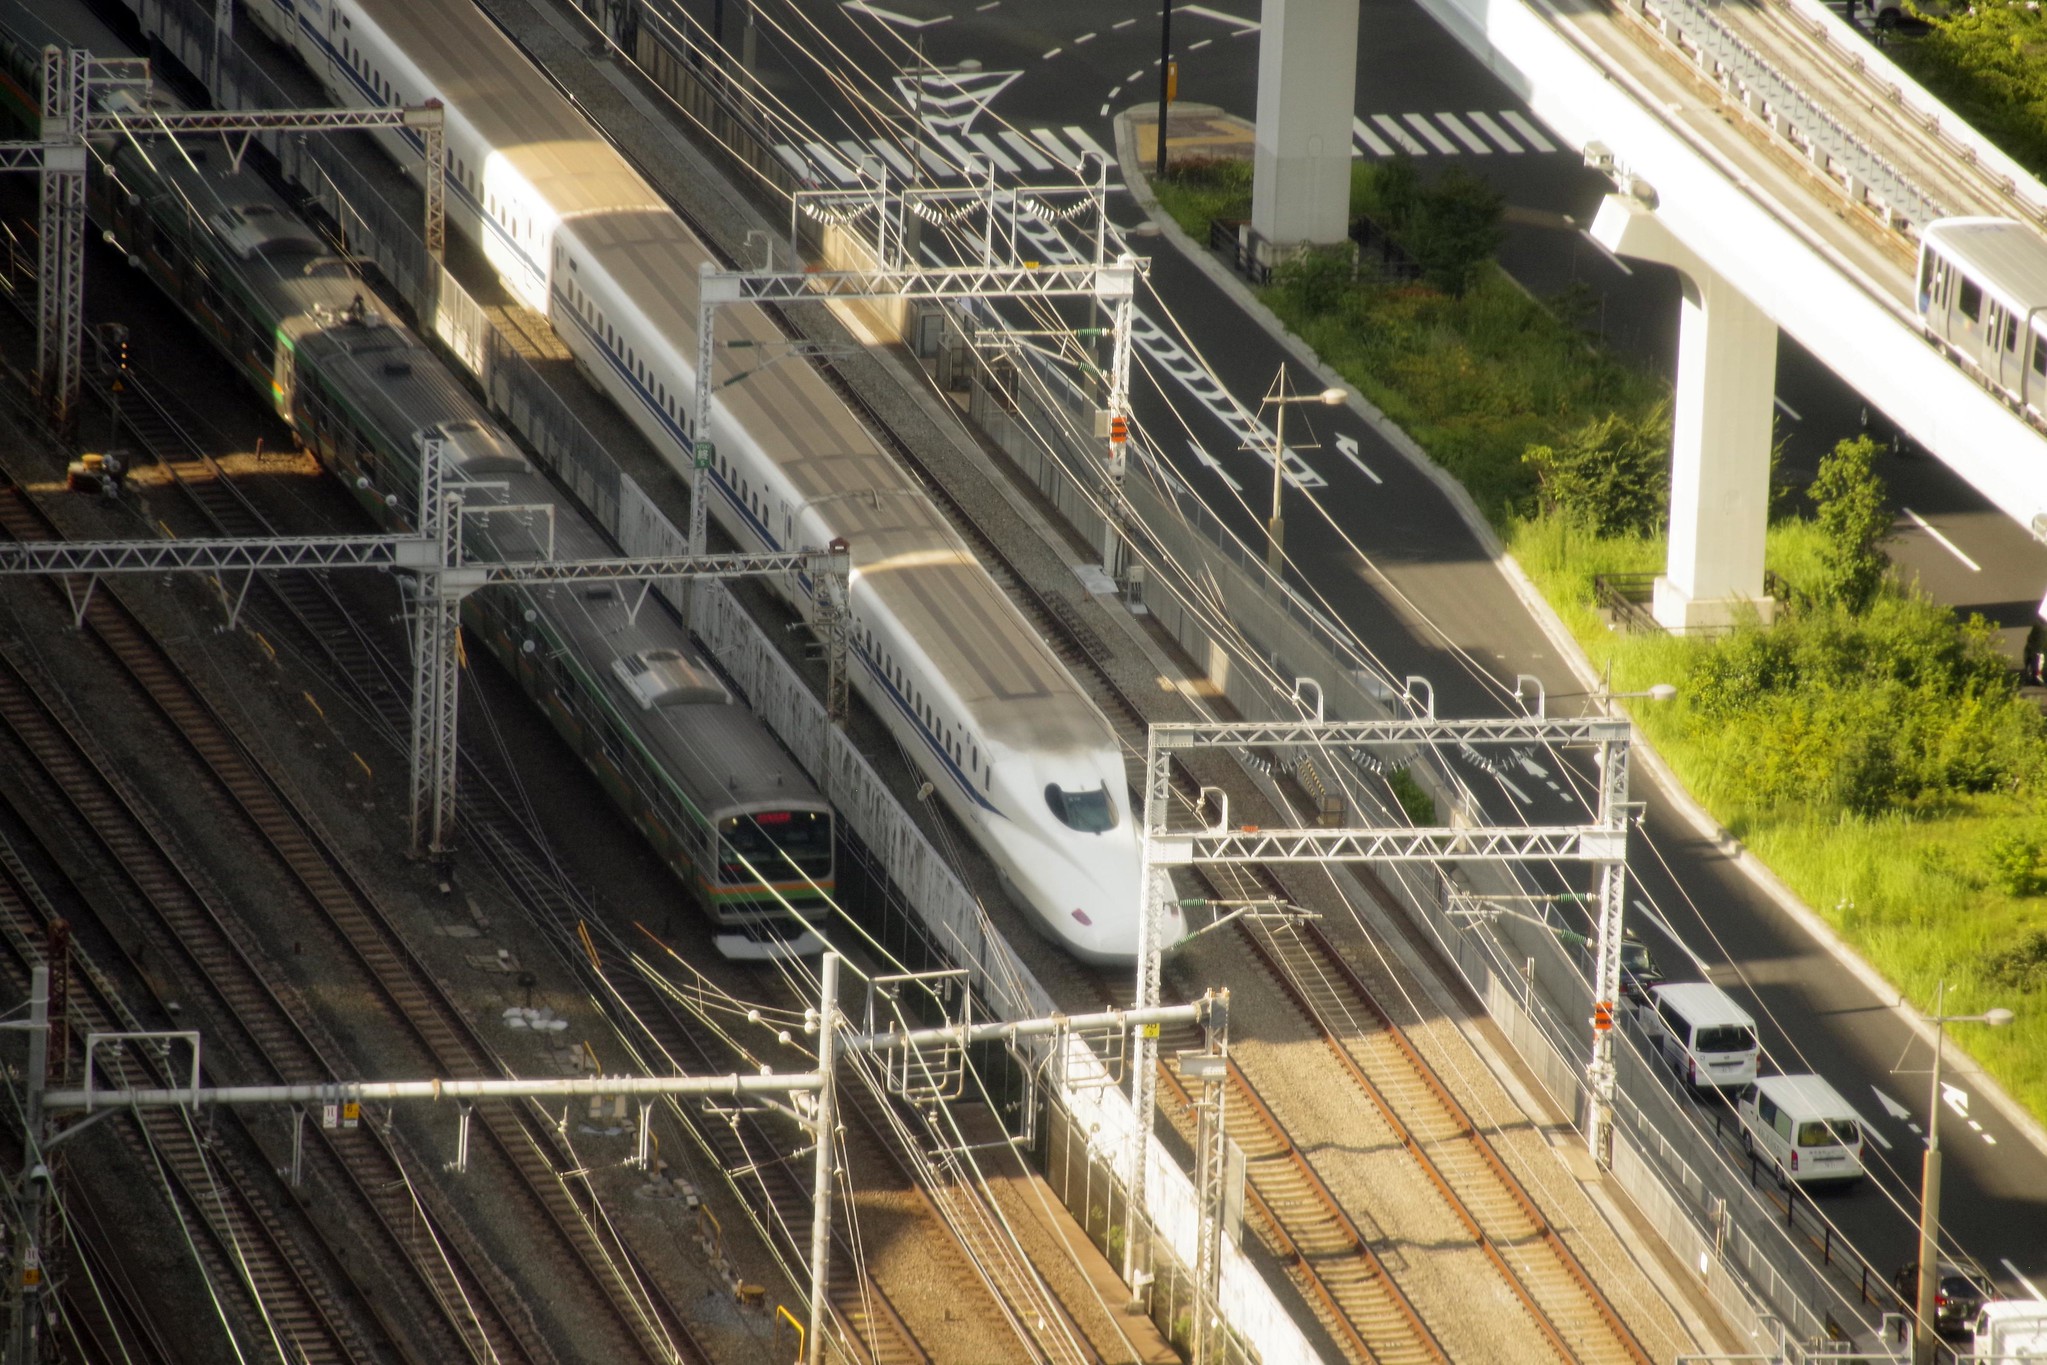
1984 1008 2017 1028
1317 387 1347 405
1645 683 1678 702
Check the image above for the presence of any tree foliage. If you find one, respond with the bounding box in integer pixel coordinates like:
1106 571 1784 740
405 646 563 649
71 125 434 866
1810 435 1891 613
1892 5 2047 178
1520 402 1671 535
1406 166 1507 297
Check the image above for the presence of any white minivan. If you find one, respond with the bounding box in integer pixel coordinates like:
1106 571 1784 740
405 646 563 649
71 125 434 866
1736 1074 1866 1186
1645 982 1760 1092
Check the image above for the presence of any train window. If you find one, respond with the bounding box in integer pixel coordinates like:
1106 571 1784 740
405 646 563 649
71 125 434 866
2006 315 2021 353
1045 782 1118 834
1959 277 1982 323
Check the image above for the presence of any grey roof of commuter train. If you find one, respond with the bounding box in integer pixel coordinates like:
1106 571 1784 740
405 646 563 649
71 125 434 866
562 212 1113 755
1925 218 2047 310
352 0 664 219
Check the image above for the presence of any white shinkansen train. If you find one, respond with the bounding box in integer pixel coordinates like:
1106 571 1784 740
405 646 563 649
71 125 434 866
147 0 1177 963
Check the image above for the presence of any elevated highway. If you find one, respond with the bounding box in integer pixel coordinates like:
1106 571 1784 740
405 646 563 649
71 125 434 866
1396 0 2047 623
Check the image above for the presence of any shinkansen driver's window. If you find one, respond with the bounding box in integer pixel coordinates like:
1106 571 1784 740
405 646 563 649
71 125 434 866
1045 782 1119 833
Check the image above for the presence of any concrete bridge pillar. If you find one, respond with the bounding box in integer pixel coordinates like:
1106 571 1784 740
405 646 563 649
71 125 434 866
1252 0 1361 248
1591 195 1777 632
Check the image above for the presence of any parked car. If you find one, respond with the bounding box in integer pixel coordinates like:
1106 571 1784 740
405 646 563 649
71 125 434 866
1619 934 1665 1006
1893 1261 1992 1336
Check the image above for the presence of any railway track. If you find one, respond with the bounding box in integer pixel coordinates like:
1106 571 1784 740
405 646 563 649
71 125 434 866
0 476 705 1365
96 361 958 1365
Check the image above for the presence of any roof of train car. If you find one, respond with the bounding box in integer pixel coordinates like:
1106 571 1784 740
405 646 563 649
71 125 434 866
348 0 664 220
298 320 817 815
565 213 1112 753
1927 218 2047 308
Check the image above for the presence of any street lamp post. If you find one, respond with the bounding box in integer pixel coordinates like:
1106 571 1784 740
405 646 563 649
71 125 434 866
1912 981 2015 1365
1259 371 1346 577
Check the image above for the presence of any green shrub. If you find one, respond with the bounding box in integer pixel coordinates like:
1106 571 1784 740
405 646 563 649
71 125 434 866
1406 165 1506 297
1986 929 2047 990
1521 401 1672 536
1388 768 1436 825
1988 833 2046 897
1272 246 1358 317
1809 435 1891 613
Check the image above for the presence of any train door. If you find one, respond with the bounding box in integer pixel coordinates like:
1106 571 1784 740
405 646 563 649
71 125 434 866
1923 251 1954 341
1987 299 2020 390
2028 326 2047 416
1954 270 1986 366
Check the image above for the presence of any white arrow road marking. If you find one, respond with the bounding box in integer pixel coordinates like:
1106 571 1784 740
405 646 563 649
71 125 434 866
1852 1105 1894 1150
2001 1260 2047 1301
1190 440 1242 491
1334 433 1380 483
1943 1082 1970 1120
844 1 951 26
1872 1086 1913 1122
1494 772 1533 805
1515 751 1550 779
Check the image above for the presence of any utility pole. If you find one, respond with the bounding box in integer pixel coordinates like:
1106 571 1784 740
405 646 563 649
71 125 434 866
806 953 838 1365
1156 0 1174 179
5 967 51 1365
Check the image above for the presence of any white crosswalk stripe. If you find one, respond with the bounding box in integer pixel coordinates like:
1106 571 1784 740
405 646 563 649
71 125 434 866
773 127 1134 188
1350 109 1560 157
1501 109 1558 153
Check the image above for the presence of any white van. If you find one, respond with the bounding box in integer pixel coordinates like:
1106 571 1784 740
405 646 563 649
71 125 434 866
1645 982 1760 1091
1736 1075 1865 1186
1975 1300 2047 1360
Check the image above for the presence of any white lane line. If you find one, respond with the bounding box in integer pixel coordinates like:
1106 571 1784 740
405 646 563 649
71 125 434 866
1126 68 1145 82
1403 113 1460 154
1850 1103 1895 1150
1189 36 1215 48
867 139 917 178
1435 111 1493 154
1630 898 1717 975
1334 433 1380 483
966 131 1020 173
842 1 951 27
1190 440 1243 490
1043 45 1063 58
1099 102 1110 117
1371 113 1429 156
1495 771 1534 805
1902 507 1982 572
1578 228 1635 276
1062 124 1112 163
976 0 999 7
1000 130 1052 171
2001 1260 2047 1301
1352 116 1396 157
805 140 859 184
1032 127 1080 165
1774 396 1802 421
1112 16 1136 27
1501 109 1558 152
1466 110 1525 153
1074 30 1096 43
1181 3 1260 31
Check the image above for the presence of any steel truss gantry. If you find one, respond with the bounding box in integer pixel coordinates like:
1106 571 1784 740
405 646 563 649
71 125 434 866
0 439 852 857
1125 682 1636 1304
8 958 1224 1365
0 46 444 430
687 167 1143 581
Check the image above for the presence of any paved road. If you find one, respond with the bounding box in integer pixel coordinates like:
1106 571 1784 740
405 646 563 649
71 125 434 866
738 0 2047 1298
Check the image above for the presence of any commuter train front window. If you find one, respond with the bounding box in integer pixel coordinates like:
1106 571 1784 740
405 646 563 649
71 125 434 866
1045 783 1118 834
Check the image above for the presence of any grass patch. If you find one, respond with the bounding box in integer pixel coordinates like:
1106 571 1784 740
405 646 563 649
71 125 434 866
1152 153 2047 1124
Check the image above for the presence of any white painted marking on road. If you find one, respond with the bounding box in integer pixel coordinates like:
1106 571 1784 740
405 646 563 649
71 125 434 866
1872 1086 1913 1122
1435 111 1493 153
1466 111 1525 153
1352 117 1396 158
1181 3 1260 31
1042 45 1063 58
1099 102 1111 117
1850 1103 1895 1150
933 131 977 168
1032 127 1080 165
837 140 882 176
1371 113 1429 156
1902 507 1982 572
1190 440 1243 490
1578 229 1635 277
1516 752 1550 779
915 140 959 178
2001 1260 2047 1301
1773 396 1802 422
1942 1081 1970 1120
977 0 1000 8
1985 1133 1998 1144
1630 898 1717 974
773 144 814 181
967 132 1020 173
1968 1119 1984 1132
1495 771 1534 805
1404 113 1460 154
1106 85 1123 100
1188 36 1214 49
1501 110 1558 152
869 139 917 178
1062 125 1112 164
805 140 859 184
1334 433 1380 483
842 1 951 27
1075 30 1096 43
1113 16 1137 27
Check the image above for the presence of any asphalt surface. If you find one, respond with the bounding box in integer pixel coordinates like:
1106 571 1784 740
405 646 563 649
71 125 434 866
709 0 2047 1302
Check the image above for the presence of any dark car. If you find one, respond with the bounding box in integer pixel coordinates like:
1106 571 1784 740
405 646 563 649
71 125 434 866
1893 1262 1991 1335
1618 935 1666 1006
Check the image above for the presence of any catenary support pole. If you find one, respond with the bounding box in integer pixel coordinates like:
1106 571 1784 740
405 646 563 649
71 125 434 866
807 953 839 1365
